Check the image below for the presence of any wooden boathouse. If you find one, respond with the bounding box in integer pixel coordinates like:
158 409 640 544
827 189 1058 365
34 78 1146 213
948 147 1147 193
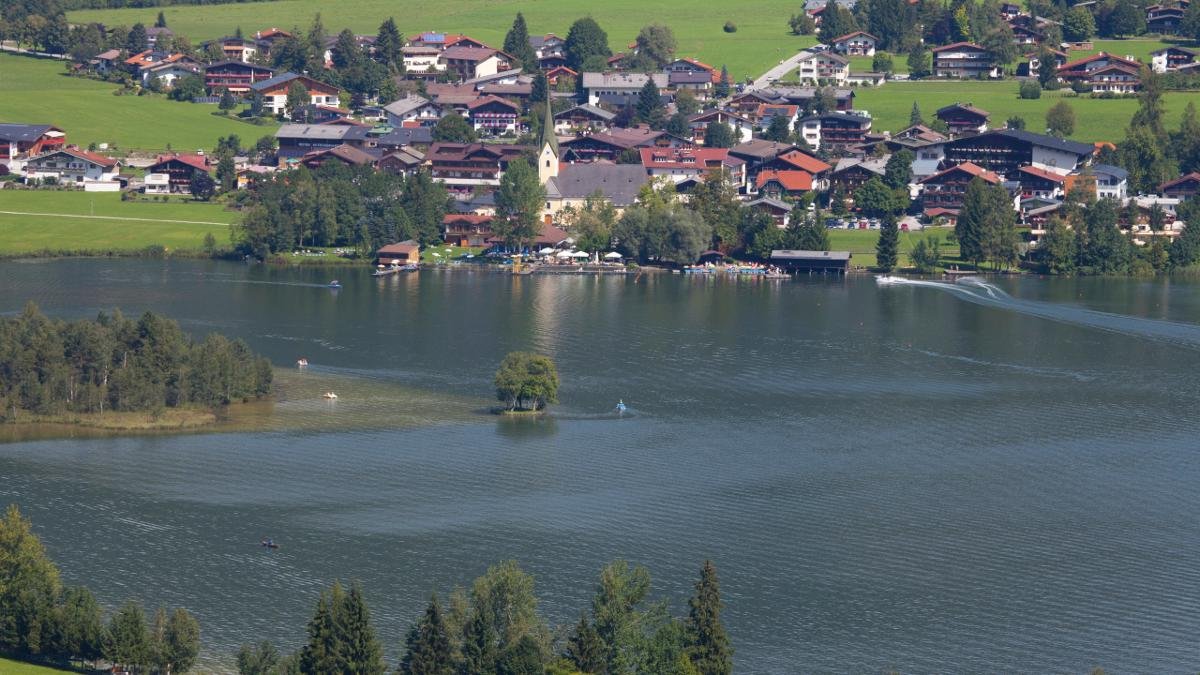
770 250 852 275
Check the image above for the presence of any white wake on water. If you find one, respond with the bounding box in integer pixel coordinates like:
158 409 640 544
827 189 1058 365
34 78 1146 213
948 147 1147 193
877 276 1200 348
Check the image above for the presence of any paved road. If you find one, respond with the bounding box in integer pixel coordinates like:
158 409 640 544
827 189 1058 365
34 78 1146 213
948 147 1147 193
749 48 815 91
0 43 67 59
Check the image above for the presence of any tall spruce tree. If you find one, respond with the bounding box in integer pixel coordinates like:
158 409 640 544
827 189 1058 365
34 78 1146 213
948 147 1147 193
400 594 452 675
876 214 900 272
375 18 404 71
459 603 499 675
956 178 991 267
715 65 731 98
0 504 62 656
340 582 385 675
503 13 538 71
686 560 732 675
565 615 605 674
909 101 923 127
635 78 665 128
299 583 342 674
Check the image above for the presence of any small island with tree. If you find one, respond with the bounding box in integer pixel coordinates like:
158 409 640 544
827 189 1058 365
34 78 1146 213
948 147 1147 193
0 303 273 430
493 351 559 414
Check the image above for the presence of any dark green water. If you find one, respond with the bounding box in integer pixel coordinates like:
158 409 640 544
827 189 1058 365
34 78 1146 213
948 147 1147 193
3 259 1200 673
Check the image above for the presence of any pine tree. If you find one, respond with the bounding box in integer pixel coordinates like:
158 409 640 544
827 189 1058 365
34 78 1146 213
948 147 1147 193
503 13 538 71
565 615 605 674
299 583 342 674
715 65 731 98
635 78 665 128
909 101 923 126
375 18 404 71
400 594 453 675
876 215 900 272
339 582 385 675
459 606 498 675
956 178 991 267
154 11 167 28
0 504 62 656
686 560 732 675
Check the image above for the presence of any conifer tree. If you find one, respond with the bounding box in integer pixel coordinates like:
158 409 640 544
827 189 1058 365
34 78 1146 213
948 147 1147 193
715 65 731 98
375 18 404 72
400 594 453 675
459 606 499 675
0 504 62 655
635 78 665 128
876 215 900 272
299 583 342 674
340 582 385 675
909 101 923 127
503 13 538 71
565 615 605 674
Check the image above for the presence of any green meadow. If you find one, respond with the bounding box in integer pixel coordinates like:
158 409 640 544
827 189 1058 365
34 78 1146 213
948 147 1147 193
828 226 960 270
854 80 1200 142
68 0 808 81
0 190 235 254
0 53 277 152
0 657 82 674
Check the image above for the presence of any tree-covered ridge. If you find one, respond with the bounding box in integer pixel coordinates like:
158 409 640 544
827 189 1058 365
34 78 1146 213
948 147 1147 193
0 303 272 420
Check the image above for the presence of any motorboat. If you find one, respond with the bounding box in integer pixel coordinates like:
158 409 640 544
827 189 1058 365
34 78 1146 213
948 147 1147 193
327 280 342 288
875 275 906 286
260 538 279 549
322 392 338 400
296 358 309 367
615 399 627 413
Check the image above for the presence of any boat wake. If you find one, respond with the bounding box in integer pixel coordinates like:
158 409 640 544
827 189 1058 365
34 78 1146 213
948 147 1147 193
879 276 1200 349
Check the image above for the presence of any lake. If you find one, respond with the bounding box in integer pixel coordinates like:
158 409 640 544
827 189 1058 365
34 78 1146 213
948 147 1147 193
2 258 1200 673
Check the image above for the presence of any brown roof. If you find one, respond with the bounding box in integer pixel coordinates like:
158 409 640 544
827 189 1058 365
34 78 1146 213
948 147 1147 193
756 170 813 191
442 46 503 62
778 150 831 174
378 241 419 255
152 153 209 171
919 162 1001 185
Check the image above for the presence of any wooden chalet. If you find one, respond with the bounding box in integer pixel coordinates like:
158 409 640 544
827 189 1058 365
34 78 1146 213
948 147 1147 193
919 162 1002 212
204 61 275 94
935 103 990 136
147 153 211 193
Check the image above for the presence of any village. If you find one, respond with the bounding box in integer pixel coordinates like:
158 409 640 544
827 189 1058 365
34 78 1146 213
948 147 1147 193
2 0 1200 274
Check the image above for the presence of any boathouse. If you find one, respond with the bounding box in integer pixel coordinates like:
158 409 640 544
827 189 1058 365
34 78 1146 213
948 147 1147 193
770 250 852 274
377 240 420 266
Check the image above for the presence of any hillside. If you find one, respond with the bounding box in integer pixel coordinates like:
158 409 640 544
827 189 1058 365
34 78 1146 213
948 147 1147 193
67 0 808 82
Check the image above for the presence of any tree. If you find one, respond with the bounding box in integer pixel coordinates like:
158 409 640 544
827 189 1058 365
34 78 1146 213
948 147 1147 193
169 73 205 102
1175 102 1200 175
635 78 665 128
375 18 404 72
331 28 363 70
300 583 342 674
1063 7 1096 41
907 44 931 79
1038 217 1076 274
503 13 538 71
565 17 611 71
566 615 605 674
340 582 386 675
1006 115 1026 130
956 178 991 266
1120 125 1174 194
871 52 894 74
218 87 237 111
0 504 62 656
401 594 453 675
432 114 478 143
54 586 105 665
497 635 543 675
909 101 923 127
237 641 280 675
702 122 735 149
763 115 791 142
127 22 148 53
1045 100 1075 137
1170 199 1200 267
884 149 914 190
1019 80 1042 99
1184 1 1200 42
1104 2 1145 37
154 11 167 28
791 210 830 251
632 24 676 71
714 65 731 98
495 353 559 411
789 13 816 36
685 560 731 675
855 177 901 217
494 159 546 251
818 3 857 44
105 602 151 672
876 214 900 271
909 234 941 273
1037 49 1058 88
160 608 200 674
190 170 216 201
674 87 700 115
285 80 308 119
666 112 690 138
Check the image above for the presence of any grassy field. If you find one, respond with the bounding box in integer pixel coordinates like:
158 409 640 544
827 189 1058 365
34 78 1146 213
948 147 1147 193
0 657 82 674
0 190 236 254
854 80 1200 141
828 226 958 269
0 53 277 152
68 0 807 81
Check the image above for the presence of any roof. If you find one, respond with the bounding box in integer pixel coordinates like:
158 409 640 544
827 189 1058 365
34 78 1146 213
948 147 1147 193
932 41 988 53
671 57 716 72
441 46 503 62
833 31 879 43
1057 52 1141 73
375 126 434 147
1161 172 1200 190
746 196 792 212
95 49 122 60
1151 46 1197 56
580 72 669 89
151 153 209 171
562 126 666 151
756 170 813 191
639 147 729 170
204 59 275 73
919 161 1001 185
936 102 991 118
833 156 886 176
797 50 849 65
1018 165 1067 183
545 164 648 205
729 140 802 161
443 213 494 225
0 123 58 143
555 104 616 122
467 95 519 111
31 147 117 168
250 72 336 94
378 240 420 254
304 144 376 165
771 250 852 261
779 150 831 174
275 124 368 142
383 95 432 117
669 71 715 85
982 128 1093 156
1089 163 1129 180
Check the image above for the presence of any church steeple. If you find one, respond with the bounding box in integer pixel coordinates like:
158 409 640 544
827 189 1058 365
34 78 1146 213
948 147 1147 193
537 92 559 184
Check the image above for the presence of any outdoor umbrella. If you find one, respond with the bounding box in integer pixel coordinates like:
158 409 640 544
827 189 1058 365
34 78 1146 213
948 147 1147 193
555 250 573 258
570 251 589 258
604 252 623 259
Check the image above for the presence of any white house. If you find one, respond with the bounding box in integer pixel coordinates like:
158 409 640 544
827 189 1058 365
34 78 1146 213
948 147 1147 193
383 95 441 127
581 72 669 106
832 31 878 57
402 45 444 73
1090 164 1129 201
793 51 849 84
23 147 119 185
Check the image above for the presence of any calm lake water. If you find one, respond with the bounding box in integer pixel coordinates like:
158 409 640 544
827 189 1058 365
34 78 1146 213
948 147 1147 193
3 258 1200 673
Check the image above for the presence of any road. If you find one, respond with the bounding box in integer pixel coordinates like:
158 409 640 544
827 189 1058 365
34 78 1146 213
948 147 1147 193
0 211 229 226
749 48 816 91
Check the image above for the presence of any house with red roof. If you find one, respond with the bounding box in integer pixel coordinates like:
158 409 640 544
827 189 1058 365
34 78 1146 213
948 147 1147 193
665 57 720 83
1056 53 1142 85
639 147 740 185
23 147 119 185
147 153 211 193
755 170 814 199
440 47 513 81
919 162 1003 213
832 31 878 56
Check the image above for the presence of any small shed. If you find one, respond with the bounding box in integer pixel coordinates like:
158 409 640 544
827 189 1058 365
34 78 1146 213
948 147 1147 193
377 240 420 266
770 250 852 274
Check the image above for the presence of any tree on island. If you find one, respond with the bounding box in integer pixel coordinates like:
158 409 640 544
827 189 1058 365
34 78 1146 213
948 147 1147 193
494 352 559 412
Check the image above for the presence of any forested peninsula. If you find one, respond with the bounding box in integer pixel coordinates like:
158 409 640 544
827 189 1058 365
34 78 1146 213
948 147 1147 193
0 303 273 429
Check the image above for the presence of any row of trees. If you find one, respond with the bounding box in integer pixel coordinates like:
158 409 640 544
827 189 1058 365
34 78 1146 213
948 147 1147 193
0 303 272 420
0 504 201 673
232 162 452 258
235 558 732 675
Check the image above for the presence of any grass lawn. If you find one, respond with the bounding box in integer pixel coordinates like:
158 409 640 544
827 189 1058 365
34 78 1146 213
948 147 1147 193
828 226 958 269
69 0 809 82
854 80 1199 142
849 54 909 74
0 657 83 674
0 190 236 254
0 53 278 152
